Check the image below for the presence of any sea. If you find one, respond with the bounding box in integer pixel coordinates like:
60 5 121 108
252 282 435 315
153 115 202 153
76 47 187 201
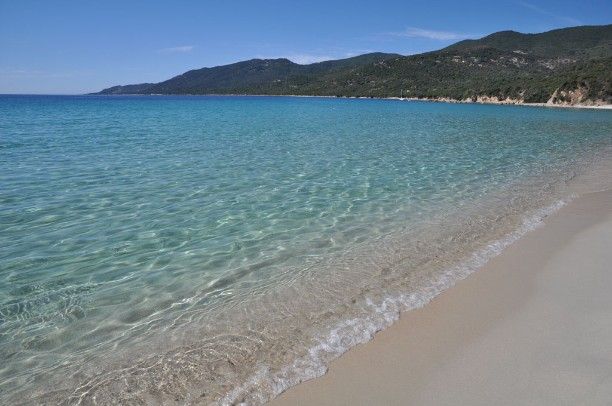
1 95 611 404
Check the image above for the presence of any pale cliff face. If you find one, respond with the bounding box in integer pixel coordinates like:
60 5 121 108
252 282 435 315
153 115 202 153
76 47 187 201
547 86 607 106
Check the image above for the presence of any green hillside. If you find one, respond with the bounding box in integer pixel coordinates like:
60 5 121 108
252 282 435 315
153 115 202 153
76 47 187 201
98 53 400 95
94 25 612 105
444 25 611 59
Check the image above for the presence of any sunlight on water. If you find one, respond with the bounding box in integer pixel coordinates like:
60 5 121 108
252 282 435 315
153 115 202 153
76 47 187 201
0 95 611 404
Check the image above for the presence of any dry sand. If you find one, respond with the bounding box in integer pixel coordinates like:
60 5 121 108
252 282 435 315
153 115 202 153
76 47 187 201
270 189 612 406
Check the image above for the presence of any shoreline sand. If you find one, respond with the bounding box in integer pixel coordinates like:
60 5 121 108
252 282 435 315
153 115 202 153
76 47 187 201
270 188 612 405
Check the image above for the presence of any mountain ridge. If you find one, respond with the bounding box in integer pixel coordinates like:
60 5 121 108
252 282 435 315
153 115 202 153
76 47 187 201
94 25 612 106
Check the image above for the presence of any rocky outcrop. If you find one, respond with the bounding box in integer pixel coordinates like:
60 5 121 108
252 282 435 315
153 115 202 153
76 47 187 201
473 95 524 104
546 86 608 106
401 91 608 108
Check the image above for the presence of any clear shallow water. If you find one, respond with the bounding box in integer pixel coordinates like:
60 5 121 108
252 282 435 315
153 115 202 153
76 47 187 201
0 95 611 404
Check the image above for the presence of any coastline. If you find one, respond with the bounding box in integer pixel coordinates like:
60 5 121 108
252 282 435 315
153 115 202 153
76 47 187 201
270 188 612 405
387 96 612 110
87 93 612 110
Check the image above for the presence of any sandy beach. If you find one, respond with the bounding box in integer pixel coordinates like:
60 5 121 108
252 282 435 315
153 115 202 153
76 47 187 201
271 188 612 406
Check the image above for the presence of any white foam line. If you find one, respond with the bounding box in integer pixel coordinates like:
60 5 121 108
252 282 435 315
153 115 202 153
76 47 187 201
219 197 573 405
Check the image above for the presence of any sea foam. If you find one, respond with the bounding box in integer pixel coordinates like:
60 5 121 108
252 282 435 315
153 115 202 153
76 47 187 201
220 198 572 405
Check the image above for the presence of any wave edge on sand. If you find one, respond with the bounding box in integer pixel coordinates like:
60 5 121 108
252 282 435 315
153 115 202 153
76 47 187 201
221 198 572 405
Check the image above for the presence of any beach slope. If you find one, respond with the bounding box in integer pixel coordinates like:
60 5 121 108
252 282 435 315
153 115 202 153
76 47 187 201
271 189 612 406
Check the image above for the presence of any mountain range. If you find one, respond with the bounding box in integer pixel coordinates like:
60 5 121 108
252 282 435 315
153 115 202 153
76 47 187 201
95 25 612 106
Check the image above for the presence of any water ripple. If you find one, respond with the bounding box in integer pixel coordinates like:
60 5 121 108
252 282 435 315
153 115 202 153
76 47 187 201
0 95 611 404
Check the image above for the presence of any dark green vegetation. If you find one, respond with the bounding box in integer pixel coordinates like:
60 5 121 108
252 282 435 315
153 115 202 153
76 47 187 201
95 25 612 105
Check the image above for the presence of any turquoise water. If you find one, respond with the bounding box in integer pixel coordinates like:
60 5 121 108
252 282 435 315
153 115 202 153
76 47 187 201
1 95 611 404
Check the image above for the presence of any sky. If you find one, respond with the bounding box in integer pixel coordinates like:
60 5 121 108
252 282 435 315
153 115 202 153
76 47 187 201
1 0 610 94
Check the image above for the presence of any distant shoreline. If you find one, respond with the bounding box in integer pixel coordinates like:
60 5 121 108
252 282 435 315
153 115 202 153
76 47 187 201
387 96 612 110
389 96 612 110
86 93 612 110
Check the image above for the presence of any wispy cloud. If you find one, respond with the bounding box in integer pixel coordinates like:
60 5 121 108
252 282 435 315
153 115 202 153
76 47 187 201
517 2 582 26
0 68 92 78
389 27 474 41
286 54 334 64
158 45 194 54
343 49 375 57
256 53 334 64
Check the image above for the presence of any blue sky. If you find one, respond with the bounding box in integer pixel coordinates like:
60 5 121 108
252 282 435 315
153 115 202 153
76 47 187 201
1 0 610 94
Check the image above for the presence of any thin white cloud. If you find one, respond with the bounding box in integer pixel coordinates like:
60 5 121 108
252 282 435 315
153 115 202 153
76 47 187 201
0 68 91 78
344 49 375 57
287 54 334 64
256 54 334 64
390 27 474 41
158 45 194 54
517 2 582 26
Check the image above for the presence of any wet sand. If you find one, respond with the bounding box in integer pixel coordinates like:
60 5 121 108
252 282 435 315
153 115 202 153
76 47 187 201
271 189 612 405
